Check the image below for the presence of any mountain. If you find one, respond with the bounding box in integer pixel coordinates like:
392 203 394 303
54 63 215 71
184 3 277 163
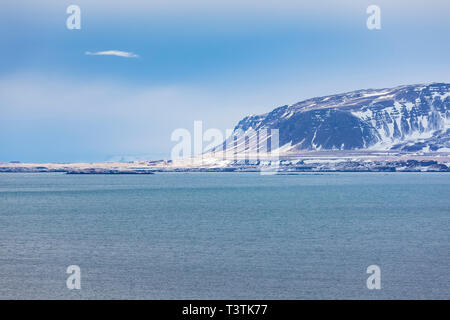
228 83 450 154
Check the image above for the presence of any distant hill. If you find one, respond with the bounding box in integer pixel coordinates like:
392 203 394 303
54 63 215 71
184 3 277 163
224 83 450 154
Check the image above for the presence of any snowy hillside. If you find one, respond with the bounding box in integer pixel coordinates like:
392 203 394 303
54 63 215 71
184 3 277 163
226 83 450 153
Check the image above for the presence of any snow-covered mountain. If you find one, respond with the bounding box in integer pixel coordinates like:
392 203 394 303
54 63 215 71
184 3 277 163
228 83 450 153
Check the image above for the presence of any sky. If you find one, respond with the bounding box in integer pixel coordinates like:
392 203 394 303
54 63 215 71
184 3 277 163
1 0 449 162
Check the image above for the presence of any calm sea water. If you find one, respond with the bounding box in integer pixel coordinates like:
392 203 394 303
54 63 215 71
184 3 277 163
0 172 449 299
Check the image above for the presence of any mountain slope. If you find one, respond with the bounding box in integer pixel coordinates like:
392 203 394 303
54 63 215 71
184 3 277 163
230 83 450 153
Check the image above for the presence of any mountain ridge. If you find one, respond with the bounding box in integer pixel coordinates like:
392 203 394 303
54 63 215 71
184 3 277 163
230 82 450 154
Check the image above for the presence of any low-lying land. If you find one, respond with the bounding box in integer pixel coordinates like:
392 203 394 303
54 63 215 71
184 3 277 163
2 151 450 174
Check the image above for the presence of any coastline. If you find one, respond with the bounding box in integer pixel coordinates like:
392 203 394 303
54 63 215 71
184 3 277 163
2 151 450 173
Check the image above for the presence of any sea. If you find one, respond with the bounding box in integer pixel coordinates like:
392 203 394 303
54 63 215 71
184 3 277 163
0 172 449 299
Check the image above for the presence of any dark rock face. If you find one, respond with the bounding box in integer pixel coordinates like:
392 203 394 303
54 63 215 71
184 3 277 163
232 83 450 152
274 109 379 150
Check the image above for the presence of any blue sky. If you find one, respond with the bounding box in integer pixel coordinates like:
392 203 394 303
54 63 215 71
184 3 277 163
1 0 450 162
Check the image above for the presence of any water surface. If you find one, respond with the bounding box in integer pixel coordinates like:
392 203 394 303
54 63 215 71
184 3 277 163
0 172 449 299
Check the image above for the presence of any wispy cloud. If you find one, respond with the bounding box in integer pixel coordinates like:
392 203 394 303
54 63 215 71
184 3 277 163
85 50 139 58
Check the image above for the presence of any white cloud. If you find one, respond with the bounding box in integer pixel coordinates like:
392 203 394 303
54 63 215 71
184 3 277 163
85 50 139 58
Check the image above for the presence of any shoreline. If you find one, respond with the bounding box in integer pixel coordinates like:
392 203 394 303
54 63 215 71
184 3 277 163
2 152 450 173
